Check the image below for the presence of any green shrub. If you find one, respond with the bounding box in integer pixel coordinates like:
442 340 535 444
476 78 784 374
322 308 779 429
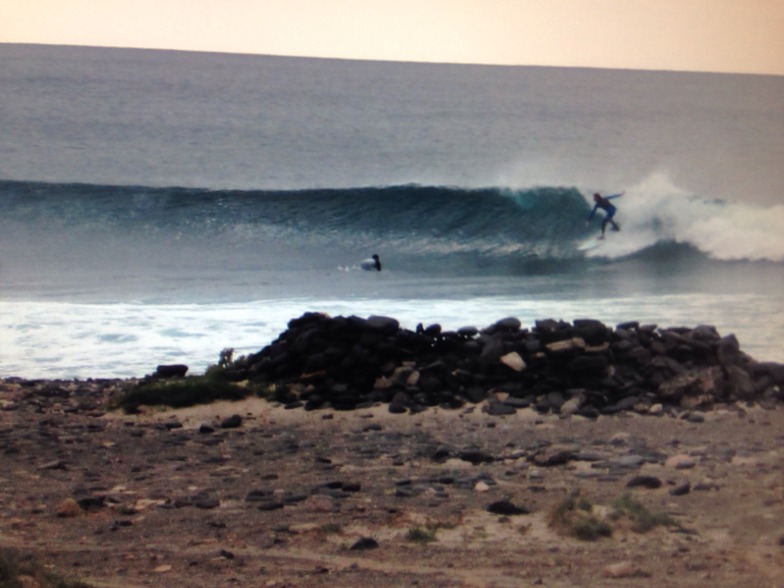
115 375 252 413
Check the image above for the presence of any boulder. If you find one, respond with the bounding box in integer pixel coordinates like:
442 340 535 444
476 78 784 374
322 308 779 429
154 364 188 378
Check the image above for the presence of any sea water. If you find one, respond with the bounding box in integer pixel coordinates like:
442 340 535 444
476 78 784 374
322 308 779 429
1 44 783 378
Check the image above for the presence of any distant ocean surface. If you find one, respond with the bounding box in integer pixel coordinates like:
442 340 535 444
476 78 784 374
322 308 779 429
2 44 783 378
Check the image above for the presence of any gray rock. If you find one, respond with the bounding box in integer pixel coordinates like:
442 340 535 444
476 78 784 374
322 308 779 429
669 482 691 496
626 475 663 489
220 414 243 429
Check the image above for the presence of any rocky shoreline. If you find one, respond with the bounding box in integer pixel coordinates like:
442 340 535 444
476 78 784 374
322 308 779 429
1 313 784 587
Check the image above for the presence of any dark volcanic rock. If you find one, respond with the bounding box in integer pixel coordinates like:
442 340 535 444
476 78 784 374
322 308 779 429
626 475 663 489
211 313 784 416
350 537 379 550
154 364 188 378
458 450 495 465
487 500 530 516
220 414 243 429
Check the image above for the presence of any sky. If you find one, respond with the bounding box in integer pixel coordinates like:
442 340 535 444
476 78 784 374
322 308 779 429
1 0 783 75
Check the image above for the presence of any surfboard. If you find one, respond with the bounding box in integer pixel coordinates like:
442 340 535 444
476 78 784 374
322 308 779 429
577 237 602 252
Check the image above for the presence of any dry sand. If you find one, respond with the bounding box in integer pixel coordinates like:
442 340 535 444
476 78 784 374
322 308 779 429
1 380 783 587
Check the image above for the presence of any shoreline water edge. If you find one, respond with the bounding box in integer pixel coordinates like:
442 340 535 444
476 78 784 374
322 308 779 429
5 313 782 417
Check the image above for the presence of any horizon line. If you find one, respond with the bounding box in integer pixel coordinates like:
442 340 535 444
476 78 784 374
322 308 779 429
4 41 782 78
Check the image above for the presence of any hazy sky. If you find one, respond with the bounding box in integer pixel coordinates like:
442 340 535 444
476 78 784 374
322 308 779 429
2 0 783 74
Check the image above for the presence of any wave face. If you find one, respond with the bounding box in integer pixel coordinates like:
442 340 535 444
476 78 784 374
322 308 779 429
2 180 784 281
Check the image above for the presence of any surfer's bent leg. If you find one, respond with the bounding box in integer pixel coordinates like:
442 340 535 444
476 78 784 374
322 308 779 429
605 208 619 232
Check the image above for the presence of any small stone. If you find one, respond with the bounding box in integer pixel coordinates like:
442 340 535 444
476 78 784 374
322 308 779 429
245 489 273 502
693 481 720 492
220 414 242 429
302 495 334 513
665 454 697 469
388 402 407 414
474 481 490 493
560 396 583 415
626 475 663 489
56 498 82 518
500 352 526 372
669 482 691 496
605 561 638 578
611 455 645 468
77 496 106 511
458 450 494 465
487 500 529 516
350 537 379 550
484 402 516 416
610 432 631 445
256 502 285 511
194 497 220 509
531 448 574 467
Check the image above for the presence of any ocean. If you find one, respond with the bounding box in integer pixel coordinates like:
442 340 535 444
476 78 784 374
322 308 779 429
2 44 783 378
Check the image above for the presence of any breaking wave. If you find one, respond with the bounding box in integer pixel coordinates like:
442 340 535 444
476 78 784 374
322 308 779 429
2 179 783 271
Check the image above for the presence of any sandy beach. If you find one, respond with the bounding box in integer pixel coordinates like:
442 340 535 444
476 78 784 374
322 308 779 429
1 378 783 587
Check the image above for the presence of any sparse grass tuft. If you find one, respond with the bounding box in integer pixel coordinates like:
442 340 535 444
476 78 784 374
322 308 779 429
406 517 457 543
547 493 612 541
407 524 439 543
547 492 681 541
611 493 680 532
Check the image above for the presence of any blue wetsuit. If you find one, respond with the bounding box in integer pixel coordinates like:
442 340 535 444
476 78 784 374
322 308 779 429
588 193 623 236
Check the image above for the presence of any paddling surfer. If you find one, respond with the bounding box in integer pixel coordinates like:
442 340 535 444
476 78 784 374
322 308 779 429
361 254 382 271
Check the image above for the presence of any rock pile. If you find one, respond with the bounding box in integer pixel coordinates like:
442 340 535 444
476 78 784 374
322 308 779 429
223 312 784 415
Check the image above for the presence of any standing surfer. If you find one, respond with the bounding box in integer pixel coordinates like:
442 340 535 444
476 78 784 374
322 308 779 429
587 192 624 239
